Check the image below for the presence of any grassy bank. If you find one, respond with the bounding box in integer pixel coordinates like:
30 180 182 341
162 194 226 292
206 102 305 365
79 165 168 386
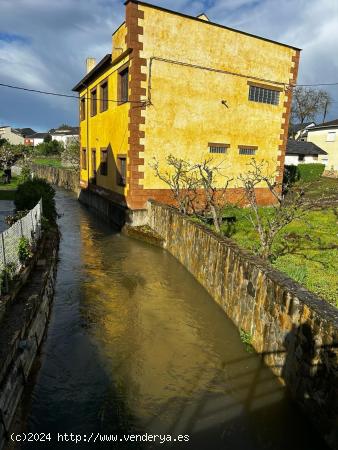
206 178 338 306
33 157 63 168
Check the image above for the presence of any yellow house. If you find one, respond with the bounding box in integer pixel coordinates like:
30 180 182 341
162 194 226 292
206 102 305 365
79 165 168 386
73 0 300 213
306 119 338 172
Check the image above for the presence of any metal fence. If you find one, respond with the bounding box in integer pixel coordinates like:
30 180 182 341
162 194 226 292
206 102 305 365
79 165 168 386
0 200 42 294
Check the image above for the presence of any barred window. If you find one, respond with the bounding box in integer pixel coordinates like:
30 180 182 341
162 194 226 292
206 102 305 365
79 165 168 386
239 146 257 155
208 143 229 154
248 85 280 105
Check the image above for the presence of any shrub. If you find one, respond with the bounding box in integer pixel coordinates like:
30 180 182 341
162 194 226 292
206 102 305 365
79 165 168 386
18 237 32 264
14 178 57 222
34 140 63 156
297 163 325 181
283 165 300 185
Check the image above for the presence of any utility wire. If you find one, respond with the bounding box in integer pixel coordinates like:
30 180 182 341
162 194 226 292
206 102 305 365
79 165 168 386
1 79 338 103
0 82 146 104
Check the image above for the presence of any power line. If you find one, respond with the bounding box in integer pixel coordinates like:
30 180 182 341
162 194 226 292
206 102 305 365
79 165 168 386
293 82 338 87
0 82 146 104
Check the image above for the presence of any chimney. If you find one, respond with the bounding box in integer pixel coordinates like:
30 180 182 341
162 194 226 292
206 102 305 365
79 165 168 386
86 57 96 74
197 13 210 21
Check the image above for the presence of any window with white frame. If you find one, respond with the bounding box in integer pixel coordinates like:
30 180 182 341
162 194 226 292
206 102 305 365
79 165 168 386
326 131 336 142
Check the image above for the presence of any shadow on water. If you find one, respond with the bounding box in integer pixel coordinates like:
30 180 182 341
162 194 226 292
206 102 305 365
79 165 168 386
14 189 330 450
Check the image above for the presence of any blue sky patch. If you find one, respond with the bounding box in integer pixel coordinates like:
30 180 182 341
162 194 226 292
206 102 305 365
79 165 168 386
0 32 30 44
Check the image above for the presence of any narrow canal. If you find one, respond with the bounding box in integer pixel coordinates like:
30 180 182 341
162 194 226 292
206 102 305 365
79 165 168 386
17 189 326 449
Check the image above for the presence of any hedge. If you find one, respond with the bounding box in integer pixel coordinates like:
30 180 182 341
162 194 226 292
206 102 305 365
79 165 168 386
284 163 325 184
14 178 57 222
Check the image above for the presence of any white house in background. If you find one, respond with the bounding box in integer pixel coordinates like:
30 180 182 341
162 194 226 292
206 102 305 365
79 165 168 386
0 126 24 145
30 132 51 146
49 126 79 146
306 119 338 171
285 139 327 166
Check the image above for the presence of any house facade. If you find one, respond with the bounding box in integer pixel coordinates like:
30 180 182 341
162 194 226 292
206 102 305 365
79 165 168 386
0 126 24 145
285 139 327 166
49 126 79 146
306 119 338 172
73 0 300 211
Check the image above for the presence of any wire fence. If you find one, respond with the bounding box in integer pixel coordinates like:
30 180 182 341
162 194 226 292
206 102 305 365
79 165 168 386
0 199 42 295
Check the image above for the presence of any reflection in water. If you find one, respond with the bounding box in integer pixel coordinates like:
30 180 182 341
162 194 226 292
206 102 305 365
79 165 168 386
20 190 327 450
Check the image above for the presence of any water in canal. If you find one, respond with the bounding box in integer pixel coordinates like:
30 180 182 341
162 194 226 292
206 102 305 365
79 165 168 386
18 189 327 449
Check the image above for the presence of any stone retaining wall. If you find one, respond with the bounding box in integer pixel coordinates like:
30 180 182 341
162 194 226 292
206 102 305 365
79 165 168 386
147 200 338 449
0 231 59 449
31 164 79 193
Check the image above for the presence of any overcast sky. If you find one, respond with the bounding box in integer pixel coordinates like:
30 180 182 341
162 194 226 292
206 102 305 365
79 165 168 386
0 0 337 131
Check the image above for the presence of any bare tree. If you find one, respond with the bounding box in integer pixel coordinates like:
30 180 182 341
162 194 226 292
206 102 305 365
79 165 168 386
194 159 232 233
238 159 327 261
291 86 332 127
150 155 199 214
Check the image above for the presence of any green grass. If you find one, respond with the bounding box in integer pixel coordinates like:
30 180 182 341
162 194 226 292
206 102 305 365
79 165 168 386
200 178 338 307
219 206 338 307
0 175 20 190
33 157 63 168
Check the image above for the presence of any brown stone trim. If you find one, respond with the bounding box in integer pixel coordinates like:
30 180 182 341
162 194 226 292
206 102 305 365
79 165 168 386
276 49 300 183
125 0 147 207
247 81 284 92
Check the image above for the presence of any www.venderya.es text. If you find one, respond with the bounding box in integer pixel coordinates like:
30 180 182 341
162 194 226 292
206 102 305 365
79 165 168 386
11 432 190 445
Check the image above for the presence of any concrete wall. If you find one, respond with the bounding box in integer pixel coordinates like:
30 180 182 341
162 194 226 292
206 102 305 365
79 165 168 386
147 200 338 449
0 127 24 145
31 164 79 193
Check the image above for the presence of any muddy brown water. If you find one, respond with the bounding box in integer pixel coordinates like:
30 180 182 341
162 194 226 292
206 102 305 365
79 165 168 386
16 189 327 449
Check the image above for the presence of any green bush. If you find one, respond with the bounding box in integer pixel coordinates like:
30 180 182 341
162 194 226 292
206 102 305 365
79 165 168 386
35 140 63 156
297 163 325 181
18 237 32 264
283 165 300 185
14 178 57 222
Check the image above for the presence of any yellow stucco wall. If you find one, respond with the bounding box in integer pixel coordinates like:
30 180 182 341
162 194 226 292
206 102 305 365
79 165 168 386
79 31 130 197
307 129 338 170
137 4 297 189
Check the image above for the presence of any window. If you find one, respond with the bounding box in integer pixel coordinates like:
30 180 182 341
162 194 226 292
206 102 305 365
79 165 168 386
100 81 108 112
118 66 129 104
208 143 229 154
117 156 127 186
327 131 336 142
248 84 280 105
81 148 87 169
80 97 86 121
91 149 96 174
298 155 305 161
100 149 108 175
91 88 97 116
238 146 257 155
